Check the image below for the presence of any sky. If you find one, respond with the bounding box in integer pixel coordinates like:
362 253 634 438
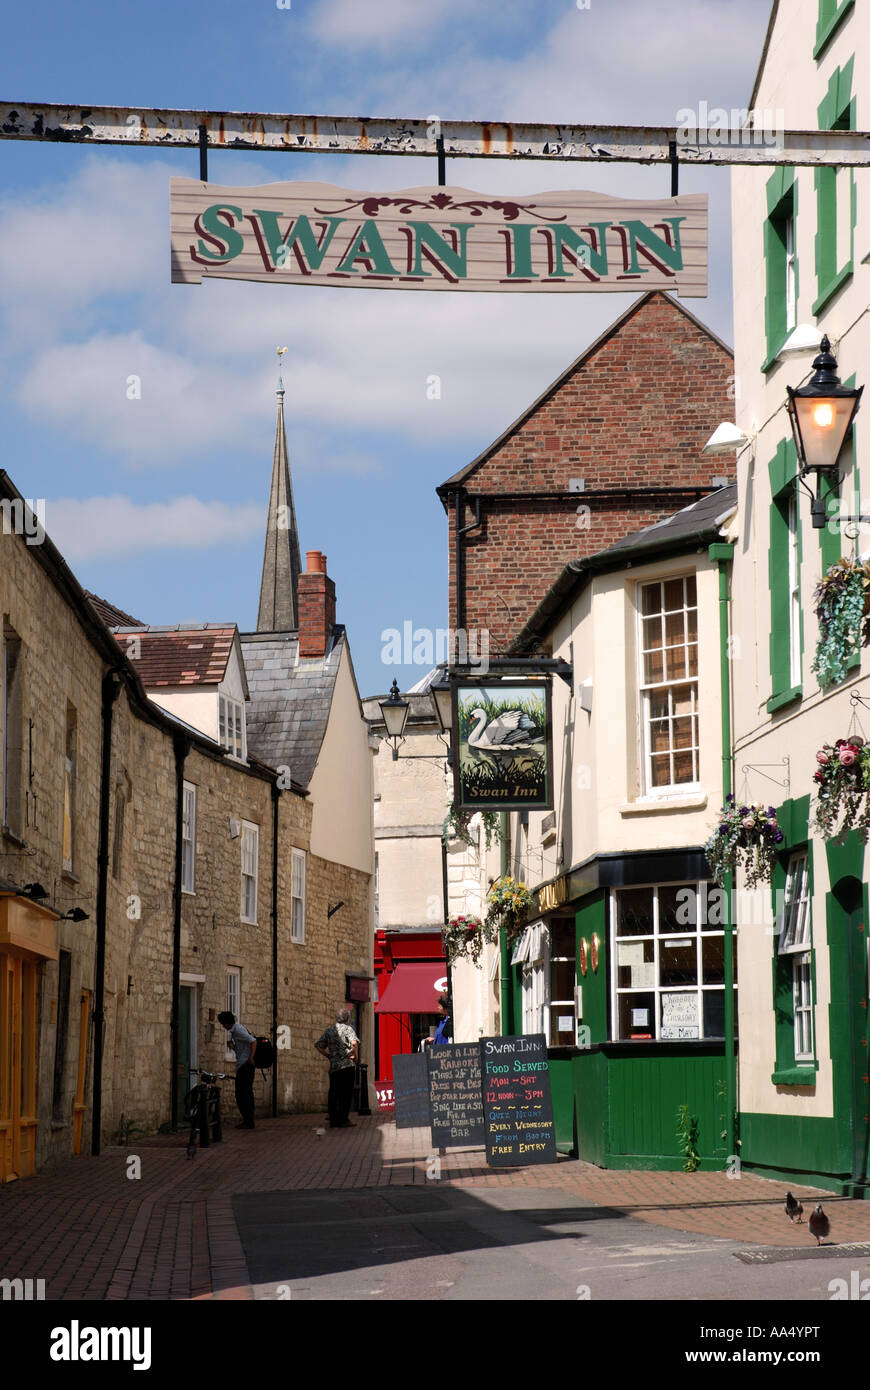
1 0 773 698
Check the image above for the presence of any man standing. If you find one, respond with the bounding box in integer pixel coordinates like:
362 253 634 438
422 994 452 1047
314 1007 360 1128
218 1011 257 1129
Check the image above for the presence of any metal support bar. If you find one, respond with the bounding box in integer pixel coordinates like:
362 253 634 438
669 137 679 195
436 134 446 186
3 103 870 166
450 657 574 687
198 123 208 181
740 759 791 794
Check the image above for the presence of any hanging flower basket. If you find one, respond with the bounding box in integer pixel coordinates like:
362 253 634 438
704 796 783 889
443 914 492 964
813 737 870 841
484 876 537 944
812 558 870 688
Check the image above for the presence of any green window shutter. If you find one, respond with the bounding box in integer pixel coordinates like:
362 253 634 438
814 60 855 314
767 441 801 712
815 0 855 60
763 171 797 370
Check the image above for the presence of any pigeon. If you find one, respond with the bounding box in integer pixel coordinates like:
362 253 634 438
785 1191 803 1223
315 1126 326 1140
808 1203 830 1245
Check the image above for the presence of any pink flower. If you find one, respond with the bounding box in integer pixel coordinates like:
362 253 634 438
742 815 755 829
816 751 830 765
839 748 857 767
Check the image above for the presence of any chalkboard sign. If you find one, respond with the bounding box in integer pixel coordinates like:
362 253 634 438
427 1043 485 1148
391 1054 431 1129
479 1033 558 1167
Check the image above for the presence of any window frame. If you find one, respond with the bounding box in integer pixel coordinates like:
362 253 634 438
291 847 306 944
767 442 803 713
762 168 798 371
610 881 735 1043
1 625 23 837
774 849 817 1076
181 781 197 895
636 574 700 797
240 820 259 924
813 59 855 315
226 967 240 1061
219 692 246 761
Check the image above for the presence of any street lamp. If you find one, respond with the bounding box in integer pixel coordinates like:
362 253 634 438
429 675 453 745
378 679 410 760
787 336 863 528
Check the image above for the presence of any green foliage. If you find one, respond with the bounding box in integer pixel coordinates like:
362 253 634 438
441 803 503 849
456 693 547 741
812 559 870 687
676 1104 700 1172
704 797 783 888
116 1114 148 1144
812 736 870 840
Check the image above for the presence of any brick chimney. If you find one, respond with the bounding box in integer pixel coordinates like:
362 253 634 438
297 550 336 657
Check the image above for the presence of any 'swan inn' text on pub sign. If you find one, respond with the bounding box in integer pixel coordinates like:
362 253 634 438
170 182 708 295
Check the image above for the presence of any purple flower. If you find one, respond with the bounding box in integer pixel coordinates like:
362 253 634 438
774 831 784 842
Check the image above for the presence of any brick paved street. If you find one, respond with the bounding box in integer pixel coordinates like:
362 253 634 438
2 1112 870 1301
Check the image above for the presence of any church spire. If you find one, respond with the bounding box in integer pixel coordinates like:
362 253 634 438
257 348 303 632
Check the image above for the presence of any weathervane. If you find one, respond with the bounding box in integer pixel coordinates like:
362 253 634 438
276 345 288 394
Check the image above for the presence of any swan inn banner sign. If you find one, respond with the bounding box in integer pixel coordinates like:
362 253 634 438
170 181 708 295
453 681 553 812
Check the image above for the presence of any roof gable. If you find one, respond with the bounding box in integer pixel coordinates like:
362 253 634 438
112 625 238 688
437 291 733 499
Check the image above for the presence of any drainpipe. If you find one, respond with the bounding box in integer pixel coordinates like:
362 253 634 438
709 543 736 1161
499 814 510 1034
170 734 192 1130
91 668 123 1157
453 486 482 632
271 781 280 1119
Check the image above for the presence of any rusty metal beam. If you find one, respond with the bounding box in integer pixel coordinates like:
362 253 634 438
3 101 870 166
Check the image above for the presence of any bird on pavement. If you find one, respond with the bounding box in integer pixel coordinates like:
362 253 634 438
808 1204 830 1245
785 1191 803 1223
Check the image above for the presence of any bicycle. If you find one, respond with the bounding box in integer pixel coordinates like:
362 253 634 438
183 1069 230 1158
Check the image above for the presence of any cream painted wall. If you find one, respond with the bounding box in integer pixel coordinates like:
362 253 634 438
729 0 867 1119
517 552 727 887
308 644 374 873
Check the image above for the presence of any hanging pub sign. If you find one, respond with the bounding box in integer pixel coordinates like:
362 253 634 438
170 181 708 295
453 680 553 812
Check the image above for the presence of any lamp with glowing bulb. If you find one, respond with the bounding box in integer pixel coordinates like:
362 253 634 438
786 336 863 528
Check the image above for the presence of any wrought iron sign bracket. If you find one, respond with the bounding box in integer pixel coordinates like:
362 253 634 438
449 657 574 687
740 758 791 795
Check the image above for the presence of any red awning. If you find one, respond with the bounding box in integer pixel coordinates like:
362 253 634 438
374 961 448 1014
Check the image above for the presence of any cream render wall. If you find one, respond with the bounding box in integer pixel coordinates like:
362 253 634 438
308 644 374 874
517 553 726 886
729 0 866 1120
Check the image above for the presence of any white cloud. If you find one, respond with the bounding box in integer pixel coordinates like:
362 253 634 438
307 0 467 51
43 495 264 561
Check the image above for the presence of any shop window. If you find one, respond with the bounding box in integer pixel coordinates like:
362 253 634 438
773 850 817 1081
611 882 736 1042
291 848 306 943
763 167 798 369
515 918 577 1046
767 442 803 713
2 625 23 837
814 60 855 315
181 782 196 894
637 575 699 794
240 821 258 924
52 950 72 1124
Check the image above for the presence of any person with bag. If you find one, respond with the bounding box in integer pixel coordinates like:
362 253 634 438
314 1007 359 1128
217 1010 257 1129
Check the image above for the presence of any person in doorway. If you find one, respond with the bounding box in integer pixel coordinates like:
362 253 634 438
423 994 452 1047
314 1007 360 1128
217 1011 257 1129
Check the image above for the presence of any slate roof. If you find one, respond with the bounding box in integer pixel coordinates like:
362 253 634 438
591 484 738 560
108 625 236 687
240 627 344 788
85 591 144 628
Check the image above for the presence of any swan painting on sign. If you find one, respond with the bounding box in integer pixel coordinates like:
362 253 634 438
452 681 553 812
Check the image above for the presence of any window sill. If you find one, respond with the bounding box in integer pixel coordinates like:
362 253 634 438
2 825 26 847
813 262 853 317
762 339 788 374
771 1064 818 1086
814 0 854 59
61 870 80 885
620 792 708 816
766 685 802 714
